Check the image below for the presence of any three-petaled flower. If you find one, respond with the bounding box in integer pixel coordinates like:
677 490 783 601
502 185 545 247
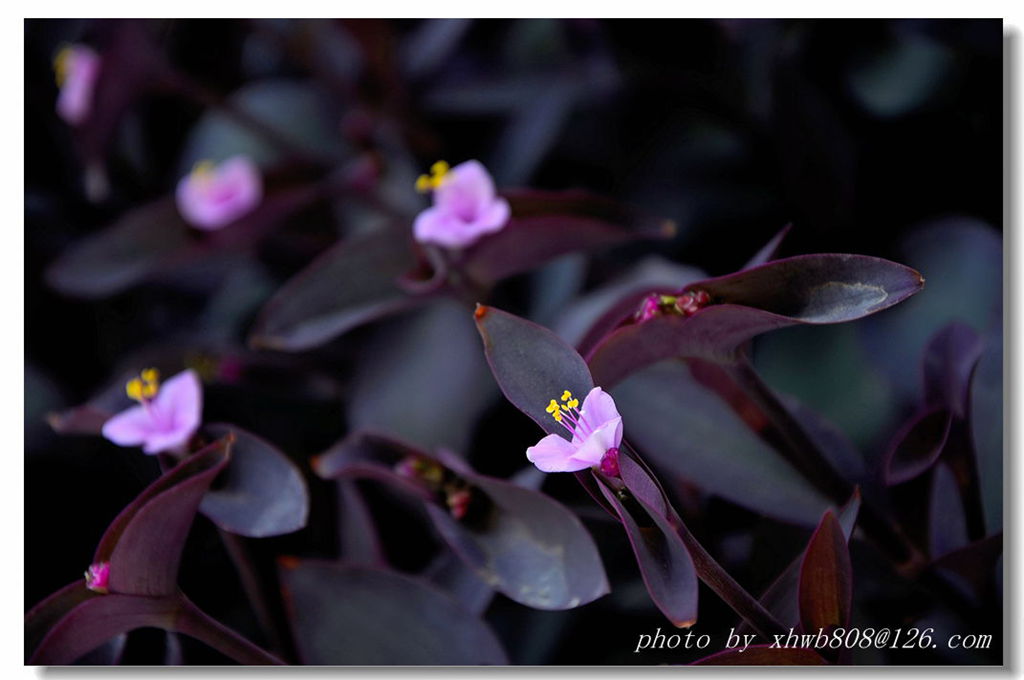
54 44 101 126
526 387 623 474
175 156 263 230
413 160 510 249
101 369 203 455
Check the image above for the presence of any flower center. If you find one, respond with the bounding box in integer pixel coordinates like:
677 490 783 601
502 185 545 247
545 389 595 440
415 160 450 193
190 159 218 189
126 368 161 405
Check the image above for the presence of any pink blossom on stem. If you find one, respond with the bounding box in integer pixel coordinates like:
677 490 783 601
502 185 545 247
175 157 263 230
54 45 101 126
84 562 110 594
526 387 623 473
413 160 510 248
101 369 203 455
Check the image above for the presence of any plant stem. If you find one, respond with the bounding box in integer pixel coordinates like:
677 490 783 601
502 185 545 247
174 594 285 665
675 519 788 639
724 357 929 576
217 529 292 660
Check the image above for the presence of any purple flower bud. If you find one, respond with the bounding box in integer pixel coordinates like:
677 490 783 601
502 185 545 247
599 447 620 477
84 561 110 594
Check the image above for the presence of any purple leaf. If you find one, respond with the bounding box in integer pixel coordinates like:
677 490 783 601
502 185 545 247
738 491 860 635
459 189 676 285
555 257 705 355
26 581 102 662
798 510 853 637
930 533 1003 603
421 550 495 616
28 589 180 665
94 437 231 596
587 254 924 386
970 335 1002 532
316 432 609 611
46 187 319 299
348 300 497 452
692 645 828 665
336 480 386 565
474 304 595 436
45 198 192 298
883 408 953 486
249 226 419 351
922 322 983 415
859 218 1001 403
425 472 610 610
279 560 508 664
611 361 831 525
197 424 308 538
596 477 699 628
929 462 969 559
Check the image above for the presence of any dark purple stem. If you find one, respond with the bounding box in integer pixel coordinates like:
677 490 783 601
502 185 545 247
725 357 929 575
174 595 285 665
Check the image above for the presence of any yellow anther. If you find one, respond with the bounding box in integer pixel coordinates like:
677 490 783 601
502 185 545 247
53 46 73 86
567 398 579 409
141 368 159 384
191 160 216 182
553 410 563 422
659 295 677 305
415 160 451 193
561 390 573 402
126 378 144 402
546 399 560 414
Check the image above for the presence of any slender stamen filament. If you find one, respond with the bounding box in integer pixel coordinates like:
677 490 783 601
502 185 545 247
547 389 595 440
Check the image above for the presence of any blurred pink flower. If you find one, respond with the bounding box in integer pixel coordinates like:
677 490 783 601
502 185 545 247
102 369 203 455
54 45 101 126
526 387 623 473
84 562 110 594
413 160 510 248
176 157 262 230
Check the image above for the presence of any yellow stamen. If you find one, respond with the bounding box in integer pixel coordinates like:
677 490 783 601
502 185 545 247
567 398 579 409
191 160 216 183
415 160 450 193
126 368 161 403
659 295 677 305
561 390 573 402
553 410 563 422
53 46 73 86
126 378 144 402
546 399 560 414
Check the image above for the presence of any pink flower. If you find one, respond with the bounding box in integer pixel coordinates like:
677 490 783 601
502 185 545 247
175 157 263 230
101 369 203 455
84 562 110 594
54 45 101 126
526 388 623 473
413 160 511 248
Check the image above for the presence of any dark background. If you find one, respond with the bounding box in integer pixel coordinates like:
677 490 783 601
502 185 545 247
25 19 1003 664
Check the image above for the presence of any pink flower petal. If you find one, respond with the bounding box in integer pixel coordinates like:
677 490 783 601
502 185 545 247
56 47 101 126
101 405 153 448
526 433 589 472
579 387 621 431
571 417 623 467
